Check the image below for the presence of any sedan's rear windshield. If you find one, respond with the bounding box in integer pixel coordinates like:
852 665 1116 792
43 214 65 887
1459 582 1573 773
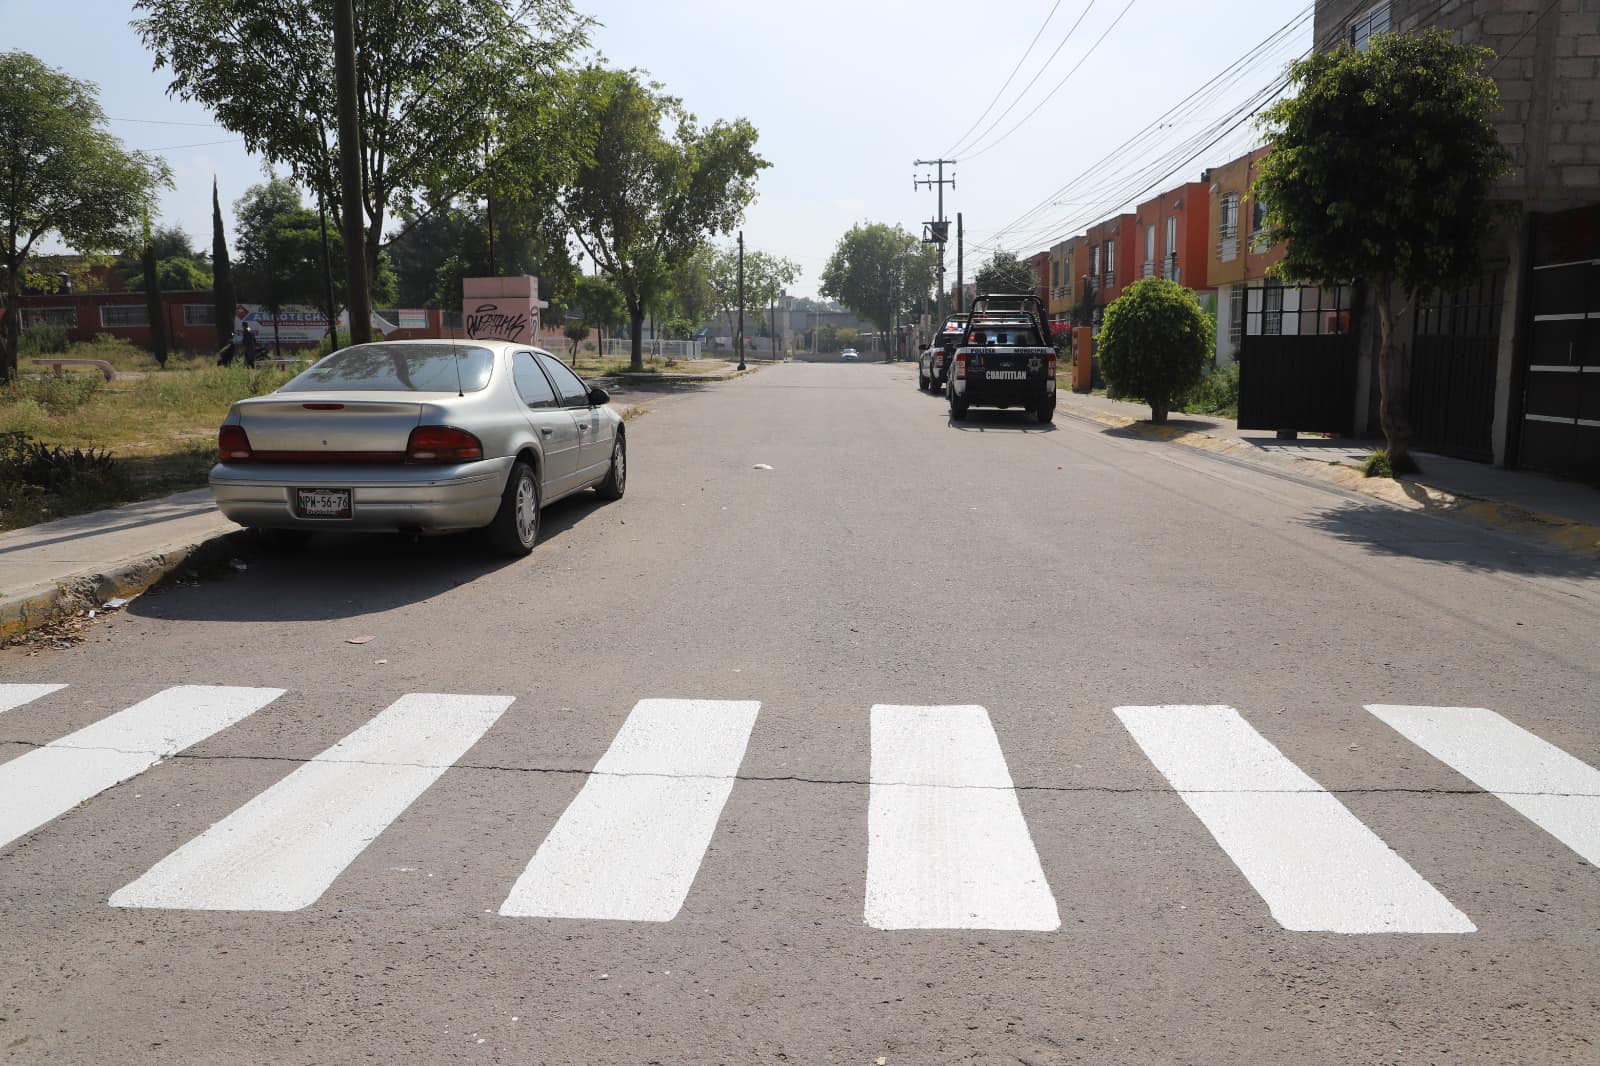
280 343 495 393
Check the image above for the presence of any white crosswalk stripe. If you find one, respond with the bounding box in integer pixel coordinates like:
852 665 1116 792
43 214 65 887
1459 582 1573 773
1368 704 1600 867
0 684 66 715
500 698 760 922
110 693 513 912
9 685 1598 933
865 705 1059 931
1115 704 1476 934
0 685 285 852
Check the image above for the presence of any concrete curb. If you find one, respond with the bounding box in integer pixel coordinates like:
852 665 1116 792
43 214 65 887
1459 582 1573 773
1061 399 1600 557
0 527 249 642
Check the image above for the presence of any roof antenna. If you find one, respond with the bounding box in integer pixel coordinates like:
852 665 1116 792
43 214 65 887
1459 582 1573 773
450 329 464 397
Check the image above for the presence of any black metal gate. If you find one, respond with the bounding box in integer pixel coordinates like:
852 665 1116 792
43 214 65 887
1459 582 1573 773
1237 282 1359 434
1517 205 1600 478
1408 272 1504 462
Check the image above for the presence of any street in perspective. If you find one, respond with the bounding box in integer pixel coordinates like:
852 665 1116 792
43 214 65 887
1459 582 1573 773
1 1 1598 1064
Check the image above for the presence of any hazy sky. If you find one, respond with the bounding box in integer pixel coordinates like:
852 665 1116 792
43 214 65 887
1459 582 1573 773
7 0 1312 298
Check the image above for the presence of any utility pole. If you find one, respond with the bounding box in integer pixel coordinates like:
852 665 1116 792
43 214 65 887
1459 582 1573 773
736 231 746 372
915 157 956 321
333 0 371 345
956 212 965 313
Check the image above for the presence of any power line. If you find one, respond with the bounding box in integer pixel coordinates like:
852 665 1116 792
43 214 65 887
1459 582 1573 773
144 137 247 152
109 116 222 128
941 0 1066 158
960 0 1141 163
946 0 1105 159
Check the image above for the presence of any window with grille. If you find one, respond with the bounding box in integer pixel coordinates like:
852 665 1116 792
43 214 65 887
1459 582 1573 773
1163 218 1179 280
1228 287 1244 345
182 303 215 326
1349 2 1390 49
100 304 149 327
21 306 77 330
1219 195 1239 240
1103 239 1116 286
1143 226 1155 276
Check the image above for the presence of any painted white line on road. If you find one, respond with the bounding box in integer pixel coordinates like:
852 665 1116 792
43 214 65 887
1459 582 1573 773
1368 704 1600 866
0 684 66 715
1115 704 1474 934
0 686 284 851
865 705 1060 931
110 693 512 911
499 698 759 922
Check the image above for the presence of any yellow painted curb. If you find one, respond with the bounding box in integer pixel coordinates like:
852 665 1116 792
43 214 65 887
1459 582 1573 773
1066 404 1600 558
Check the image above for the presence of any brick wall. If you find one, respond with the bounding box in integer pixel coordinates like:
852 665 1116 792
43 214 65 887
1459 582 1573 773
1314 0 1599 210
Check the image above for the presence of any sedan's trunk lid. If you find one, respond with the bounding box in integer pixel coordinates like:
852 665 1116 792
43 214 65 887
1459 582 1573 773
235 393 426 459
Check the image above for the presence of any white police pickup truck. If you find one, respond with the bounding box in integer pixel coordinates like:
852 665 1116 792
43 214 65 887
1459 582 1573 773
947 293 1056 424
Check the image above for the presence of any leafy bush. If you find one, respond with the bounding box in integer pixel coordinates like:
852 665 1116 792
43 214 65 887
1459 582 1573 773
0 430 126 497
1098 278 1210 424
1361 449 1418 478
18 323 69 355
1182 362 1240 417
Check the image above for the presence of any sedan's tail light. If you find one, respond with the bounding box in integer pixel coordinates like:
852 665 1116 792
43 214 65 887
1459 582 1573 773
218 424 253 461
406 425 483 463
954 352 967 380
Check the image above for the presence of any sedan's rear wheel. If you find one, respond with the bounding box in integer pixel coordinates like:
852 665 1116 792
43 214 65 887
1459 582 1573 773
595 432 626 500
486 460 540 556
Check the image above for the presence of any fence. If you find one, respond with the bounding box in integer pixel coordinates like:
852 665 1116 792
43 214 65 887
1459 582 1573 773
599 338 702 360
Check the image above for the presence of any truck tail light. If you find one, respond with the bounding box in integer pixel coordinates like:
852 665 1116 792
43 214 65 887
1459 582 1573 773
955 352 966 380
218 424 253 461
1047 353 1057 380
406 425 483 463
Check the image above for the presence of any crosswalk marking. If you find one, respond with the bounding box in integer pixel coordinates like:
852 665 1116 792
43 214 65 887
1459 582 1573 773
1368 704 1600 867
864 705 1059 931
109 693 513 912
0 685 284 852
0 684 66 715
1115 704 1475 934
499 699 760 922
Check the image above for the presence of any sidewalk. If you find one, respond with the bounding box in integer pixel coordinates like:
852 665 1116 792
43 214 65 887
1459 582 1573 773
1058 390 1600 552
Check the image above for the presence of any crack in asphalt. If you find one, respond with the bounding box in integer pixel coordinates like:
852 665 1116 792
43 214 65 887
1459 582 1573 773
3 739 1596 797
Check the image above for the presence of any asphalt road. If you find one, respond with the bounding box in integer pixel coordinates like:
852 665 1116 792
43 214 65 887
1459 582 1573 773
2 361 1598 1064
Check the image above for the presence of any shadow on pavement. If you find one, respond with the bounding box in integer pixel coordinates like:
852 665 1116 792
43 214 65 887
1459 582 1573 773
127 492 614 624
1302 501 1600 580
948 408 1058 433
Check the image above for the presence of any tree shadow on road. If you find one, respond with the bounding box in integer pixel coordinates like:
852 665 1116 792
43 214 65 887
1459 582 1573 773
127 491 614 624
1301 500 1600 581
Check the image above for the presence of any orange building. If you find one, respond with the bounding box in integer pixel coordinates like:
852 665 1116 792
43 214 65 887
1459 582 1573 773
1132 180 1212 293
1083 213 1139 321
1204 146 1286 364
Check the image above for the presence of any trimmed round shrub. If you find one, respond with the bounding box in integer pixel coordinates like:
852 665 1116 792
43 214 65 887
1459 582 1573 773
1098 278 1210 424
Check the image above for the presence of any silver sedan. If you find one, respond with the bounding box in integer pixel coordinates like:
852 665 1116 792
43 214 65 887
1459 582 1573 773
210 339 626 556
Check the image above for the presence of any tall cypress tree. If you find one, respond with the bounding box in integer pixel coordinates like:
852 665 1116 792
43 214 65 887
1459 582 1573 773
211 177 236 351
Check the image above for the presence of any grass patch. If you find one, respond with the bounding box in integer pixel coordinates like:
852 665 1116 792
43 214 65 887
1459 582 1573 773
1360 449 1418 478
0 363 296 530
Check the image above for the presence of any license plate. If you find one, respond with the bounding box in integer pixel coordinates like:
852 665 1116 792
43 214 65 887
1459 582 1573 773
295 488 352 519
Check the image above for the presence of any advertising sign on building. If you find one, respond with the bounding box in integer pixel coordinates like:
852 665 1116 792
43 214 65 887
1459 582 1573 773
462 275 540 344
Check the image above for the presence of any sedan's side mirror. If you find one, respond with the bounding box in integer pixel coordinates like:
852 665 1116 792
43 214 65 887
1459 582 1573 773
587 384 610 406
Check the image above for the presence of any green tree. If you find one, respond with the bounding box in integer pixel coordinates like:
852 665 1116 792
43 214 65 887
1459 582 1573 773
0 51 169 381
973 250 1036 295
1098 278 1210 424
537 67 767 371
1254 29 1513 471
133 0 588 292
563 320 590 361
572 273 626 356
819 223 936 334
706 244 799 355
212 178 236 349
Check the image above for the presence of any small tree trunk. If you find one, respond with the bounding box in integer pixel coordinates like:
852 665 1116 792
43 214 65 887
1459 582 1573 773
629 303 645 373
1150 397 1169 424
1374 282 1415 472
2 264 21 385
143 243 168 368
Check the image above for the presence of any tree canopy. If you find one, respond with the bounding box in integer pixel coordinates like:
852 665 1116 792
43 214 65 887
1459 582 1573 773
1254 30 1512 469
133 0 589 289
819 223 936 333
973 251 1037 296
706 244 799 347
0 50 169 380
530 66 767 370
